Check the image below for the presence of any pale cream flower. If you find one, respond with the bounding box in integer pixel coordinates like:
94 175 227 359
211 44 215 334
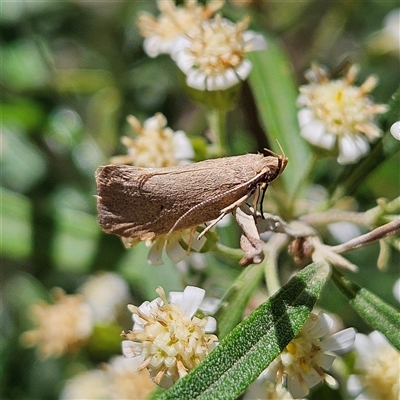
121 286 218 388
137 0 224 58
383 8 400 49
263 311 356 398
297 64 388 164
78 272 130 323
171 15 267 90
20 288 93 358
111 113 194 168
59 357 156 400
390 121 400 140
368 8 400 57
107 356 156 400
347 331 400 400
59 369 110 400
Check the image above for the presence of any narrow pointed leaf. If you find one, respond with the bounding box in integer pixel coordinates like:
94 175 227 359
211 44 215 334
157 262 330 400
332 268 400 351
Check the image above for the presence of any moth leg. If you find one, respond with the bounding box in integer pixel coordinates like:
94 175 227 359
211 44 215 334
259 183 268 218
197 192 251 239
252 186 260 218
197 212 227 239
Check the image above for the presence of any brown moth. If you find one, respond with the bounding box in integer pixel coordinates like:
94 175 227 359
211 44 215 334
95 152 288 244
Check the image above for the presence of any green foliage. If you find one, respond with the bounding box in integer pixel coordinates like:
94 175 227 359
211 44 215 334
332 268 400 351
159 263 329 400
1 1 399 399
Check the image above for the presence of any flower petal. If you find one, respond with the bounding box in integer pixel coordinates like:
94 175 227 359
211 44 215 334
199 297 220 314
301 367 323 388
287 374 310 398
147 237 166 265
122 340 142 358
206 74 228 91
317 131 336 149
347 374 364 397
168 291 183 305
235 59 253 80
337 134 369 164
190 231 207 252
353 134 370 156
298 109 336 149
173 130 194 161
166 237 188 263
243 31 268 51
143 36 162 58
173 50 195 74
177 286 205 317
306 311 333 338
321 327 356 353
187 70 207 90
320 353 336 370
204 316 217 333
220 68 240 89
368 330 391 348
390 121 400 140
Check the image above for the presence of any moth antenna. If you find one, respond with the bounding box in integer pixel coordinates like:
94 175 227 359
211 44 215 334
263 141 286 159
275 140 286 159
263 147 279 158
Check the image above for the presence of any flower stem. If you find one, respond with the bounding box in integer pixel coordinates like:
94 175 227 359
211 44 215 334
207 106 228 157
264 234 289 295
212 242 243 261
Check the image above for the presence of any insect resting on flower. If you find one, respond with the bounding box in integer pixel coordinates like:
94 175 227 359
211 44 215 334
95 150 288 264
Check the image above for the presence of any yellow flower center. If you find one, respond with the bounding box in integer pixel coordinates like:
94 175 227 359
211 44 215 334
299 66 388 141
187 16 250 75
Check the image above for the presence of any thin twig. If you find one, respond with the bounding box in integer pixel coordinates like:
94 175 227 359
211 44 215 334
331 218 400 254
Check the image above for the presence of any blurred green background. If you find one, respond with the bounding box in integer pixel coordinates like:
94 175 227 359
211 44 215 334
1 1 399 399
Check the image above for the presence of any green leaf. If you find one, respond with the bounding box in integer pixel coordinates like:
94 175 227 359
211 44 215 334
157 262 330 400
332 268 400 351
215 262 264 339
52 208 101 273
248 43 311 194
0 187 32 259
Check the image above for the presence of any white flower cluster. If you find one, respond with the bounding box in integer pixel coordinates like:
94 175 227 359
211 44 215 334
121 286 218 388
111 113 194 168
262 311 356 398
137 0 267 91
20 273 130 358
297 64 388 164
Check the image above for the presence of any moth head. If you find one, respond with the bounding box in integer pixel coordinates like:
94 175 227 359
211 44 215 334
263 142 288 176
278 153 289 175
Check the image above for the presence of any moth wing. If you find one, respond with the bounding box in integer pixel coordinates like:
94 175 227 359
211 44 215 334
96 165 166 240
